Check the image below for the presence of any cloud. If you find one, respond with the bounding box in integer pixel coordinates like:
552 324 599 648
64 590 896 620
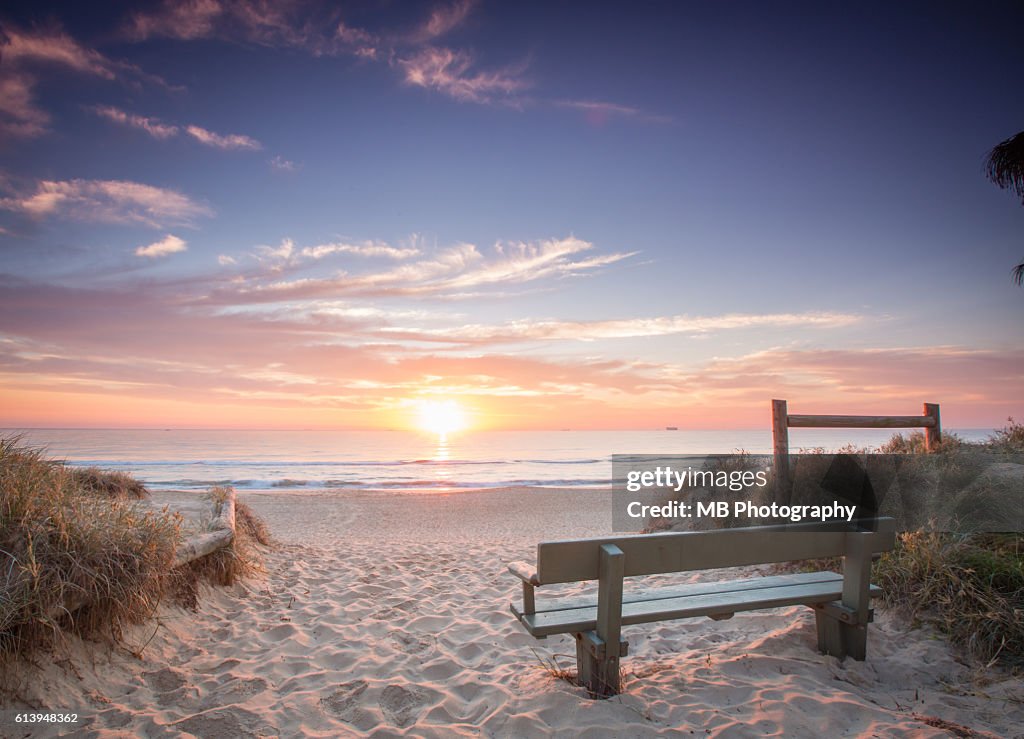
413 0 476 42
0 179 214 228
135 234 188 258
397 46 526 103
212 235 633 303
218 254 237 266
185 124 262 150
127 0 347 56
256 238 295 262
377 312 863 345
127 0 224 41
1 272 1020 429
126 2 531 108
89 105 264 154
1 28 118 79
91 105 179 139
556 100 672 126
0 73 49 138
299 240 421 260
269 155 298 172
0 27 177 138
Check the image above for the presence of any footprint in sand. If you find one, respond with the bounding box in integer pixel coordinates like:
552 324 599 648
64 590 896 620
389 630 435 655
143 667 188 693
320 680 376 731
379 684 428 728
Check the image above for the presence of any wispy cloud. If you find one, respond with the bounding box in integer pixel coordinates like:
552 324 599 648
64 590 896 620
556 100 672 126
185 124 262 150
127 0 346 55
0 179 213 228
0 27 176 138
300 240 421 260
127 1 527 107
0 73 50 138
397 47 526 103
91 104 179 139
269 155 298 172
136 234 188 258
412 0 476 42
127 0 224 42
377 312 863 345
218 236 632 303
89 105 263 152
2 28 119 79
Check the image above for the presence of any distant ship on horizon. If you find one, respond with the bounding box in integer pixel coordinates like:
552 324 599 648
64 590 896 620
665 426 678 431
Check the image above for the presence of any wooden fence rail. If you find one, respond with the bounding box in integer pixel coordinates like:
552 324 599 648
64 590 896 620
772 399 941 497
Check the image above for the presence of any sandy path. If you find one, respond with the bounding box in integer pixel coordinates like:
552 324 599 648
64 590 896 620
3 487 1022 737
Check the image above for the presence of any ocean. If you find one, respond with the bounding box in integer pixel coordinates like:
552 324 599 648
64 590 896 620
3 427 994 494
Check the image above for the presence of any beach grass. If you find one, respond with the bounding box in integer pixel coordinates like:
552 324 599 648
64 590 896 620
646 421 1024 668
0 437 268 661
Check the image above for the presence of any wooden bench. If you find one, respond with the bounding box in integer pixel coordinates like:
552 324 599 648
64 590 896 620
508 518 896 696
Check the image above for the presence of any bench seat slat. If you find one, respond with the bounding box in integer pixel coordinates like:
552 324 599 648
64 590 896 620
521 570 842 616
515 573 881 637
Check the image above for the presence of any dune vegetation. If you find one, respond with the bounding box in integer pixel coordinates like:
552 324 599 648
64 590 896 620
0 437 268 661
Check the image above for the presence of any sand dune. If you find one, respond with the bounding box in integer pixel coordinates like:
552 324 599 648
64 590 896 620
5 487 1022 737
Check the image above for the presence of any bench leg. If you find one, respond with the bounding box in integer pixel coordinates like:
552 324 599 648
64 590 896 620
573 631 624 697
814 606 868 661
575 632 595 689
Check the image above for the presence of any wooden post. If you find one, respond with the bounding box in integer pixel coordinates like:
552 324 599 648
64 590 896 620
924 403 941 452
576 543 626 697
772 399 791 504
815 531 872 660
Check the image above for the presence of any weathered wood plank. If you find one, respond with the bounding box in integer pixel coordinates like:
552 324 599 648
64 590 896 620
507 561 539 585
535 519 896 585
172 527 233 568
518 579 882 637
787 414 936 429
524 570 843 616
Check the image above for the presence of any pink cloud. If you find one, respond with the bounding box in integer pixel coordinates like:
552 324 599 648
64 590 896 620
376 312 862 345
91 105 180 139
216 236 632 302
0 73 49 138
185 124 262 150
2 29 117 79
136 234 188 258
414 0 476 42
398 47 526 103
0 178 213 227
1 274 1020 429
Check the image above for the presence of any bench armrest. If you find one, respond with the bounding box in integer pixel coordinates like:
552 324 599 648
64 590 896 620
507 560 540 586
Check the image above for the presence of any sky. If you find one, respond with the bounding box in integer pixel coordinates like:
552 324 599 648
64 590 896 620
1 0 1022 431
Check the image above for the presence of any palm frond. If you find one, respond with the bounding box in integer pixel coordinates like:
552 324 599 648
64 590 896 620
1013 261 1024 286
985 131 1024 203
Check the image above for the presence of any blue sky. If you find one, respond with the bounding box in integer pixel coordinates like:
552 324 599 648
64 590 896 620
1 1 1022 430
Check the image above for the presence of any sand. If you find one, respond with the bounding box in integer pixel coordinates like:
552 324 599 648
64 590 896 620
4 486 1023 738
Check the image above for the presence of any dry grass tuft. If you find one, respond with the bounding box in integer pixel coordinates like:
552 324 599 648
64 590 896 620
0 439 273 661
0 437 179 658
878 430 964 455
875 531 1024 668
69 466 149 500
989 417 1024 453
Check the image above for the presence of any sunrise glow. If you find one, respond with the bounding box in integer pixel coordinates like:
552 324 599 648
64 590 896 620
415 400 469 436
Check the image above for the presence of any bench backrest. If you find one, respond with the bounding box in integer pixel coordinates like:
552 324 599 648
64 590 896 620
535 518 896 585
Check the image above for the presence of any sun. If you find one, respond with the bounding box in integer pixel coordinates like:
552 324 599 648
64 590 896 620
415 399 468 436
